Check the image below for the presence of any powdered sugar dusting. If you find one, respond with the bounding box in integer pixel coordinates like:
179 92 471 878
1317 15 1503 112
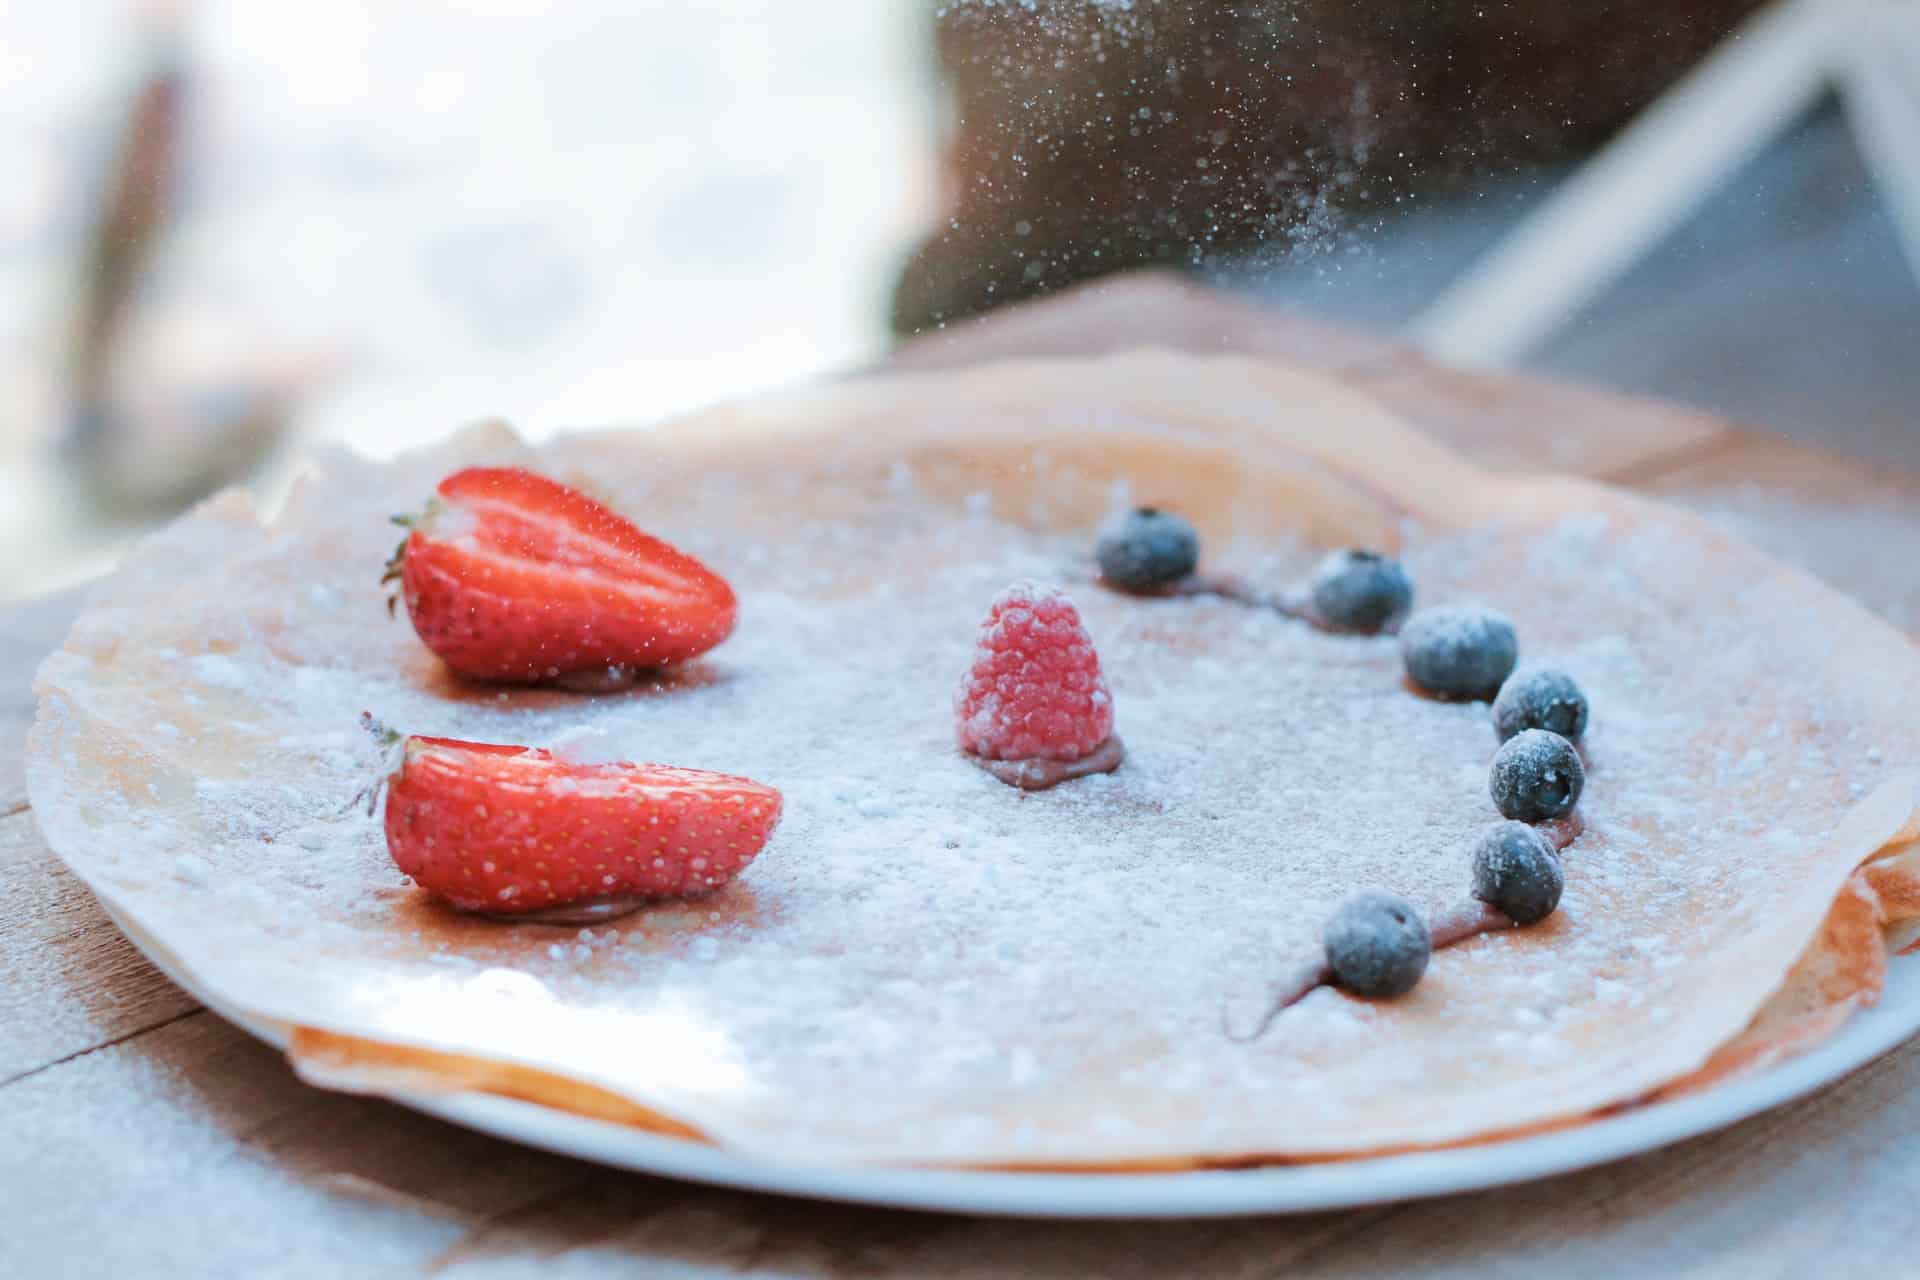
26 418 1913 1166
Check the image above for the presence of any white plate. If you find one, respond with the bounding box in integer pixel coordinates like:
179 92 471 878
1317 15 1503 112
105 900 1920 1219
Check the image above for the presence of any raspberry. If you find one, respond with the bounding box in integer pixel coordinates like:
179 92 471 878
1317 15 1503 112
954 581 1114 762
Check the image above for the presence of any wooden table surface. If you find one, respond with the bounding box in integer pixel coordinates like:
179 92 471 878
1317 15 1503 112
8 272 1920 1277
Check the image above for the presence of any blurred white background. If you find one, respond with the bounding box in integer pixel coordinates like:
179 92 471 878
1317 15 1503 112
1 1 934 598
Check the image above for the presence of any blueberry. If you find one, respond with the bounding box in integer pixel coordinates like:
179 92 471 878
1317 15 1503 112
1324 889 1431 999
1095 507 1199 594
1309 549 1414 634
1399 605 1519 701
1470 821 1565 925
1489 728 1585 822
1493 667 1589 743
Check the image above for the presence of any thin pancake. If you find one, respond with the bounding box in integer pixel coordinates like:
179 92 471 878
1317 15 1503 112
28 352 1920 1167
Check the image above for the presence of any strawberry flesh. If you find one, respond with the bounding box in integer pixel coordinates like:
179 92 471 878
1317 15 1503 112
384 736 782 917
398 467 736 683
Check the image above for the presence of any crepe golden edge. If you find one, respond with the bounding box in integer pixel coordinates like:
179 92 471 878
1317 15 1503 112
28 349 1920 1171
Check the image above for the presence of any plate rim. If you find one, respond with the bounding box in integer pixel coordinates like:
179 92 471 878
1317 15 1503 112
101 899 1920 1219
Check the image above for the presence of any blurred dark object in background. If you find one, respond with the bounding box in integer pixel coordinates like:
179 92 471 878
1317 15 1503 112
66 13 180 449
892 0 1766 334
61 5 302 516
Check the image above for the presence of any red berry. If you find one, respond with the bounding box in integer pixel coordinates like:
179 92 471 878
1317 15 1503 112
391 467 736 684
383 736 782 916
954 581 1114 762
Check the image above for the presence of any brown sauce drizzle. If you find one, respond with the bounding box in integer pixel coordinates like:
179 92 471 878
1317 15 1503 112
968 735 1127 791
1228 812 1584 1042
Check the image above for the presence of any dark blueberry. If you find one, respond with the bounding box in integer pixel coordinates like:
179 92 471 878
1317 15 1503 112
1309 549 1414 634
1493 667 1590 743
1470 821 1565 925
1399 605 1519 701
1095 506 1199 594
1324 889 1431 999
1489 728 1585 822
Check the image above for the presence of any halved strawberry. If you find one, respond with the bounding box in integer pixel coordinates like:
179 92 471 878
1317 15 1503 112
383 736 782 918
389 467 736 684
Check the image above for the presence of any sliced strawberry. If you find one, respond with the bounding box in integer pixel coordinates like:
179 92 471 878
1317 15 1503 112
384 736 782 917
392 467 736 684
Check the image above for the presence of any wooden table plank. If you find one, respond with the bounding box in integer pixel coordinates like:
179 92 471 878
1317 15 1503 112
0 587 81 816
0 809 201 1084
2 1002 1913 1278
8 281 1920 1276
0 1000 1390 1278
1 1013 552 1277
1297 1042 1920 1280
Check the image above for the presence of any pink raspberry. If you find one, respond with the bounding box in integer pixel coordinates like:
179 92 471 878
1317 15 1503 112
954 581 1114 762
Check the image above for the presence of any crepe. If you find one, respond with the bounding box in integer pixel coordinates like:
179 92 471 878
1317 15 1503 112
28 352 1920 1168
